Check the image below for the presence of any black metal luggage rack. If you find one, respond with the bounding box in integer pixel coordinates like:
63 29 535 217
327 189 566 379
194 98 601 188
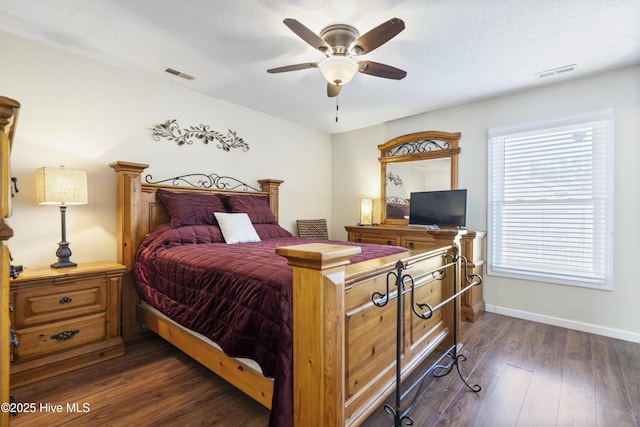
371 246 482 426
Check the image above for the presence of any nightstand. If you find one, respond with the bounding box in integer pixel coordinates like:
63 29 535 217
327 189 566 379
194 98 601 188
9 261 126 387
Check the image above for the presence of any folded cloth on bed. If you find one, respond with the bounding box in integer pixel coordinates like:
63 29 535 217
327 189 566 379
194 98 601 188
134 223 407 427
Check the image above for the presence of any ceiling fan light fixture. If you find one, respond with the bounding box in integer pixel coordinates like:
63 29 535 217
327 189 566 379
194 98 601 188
319 56 358 85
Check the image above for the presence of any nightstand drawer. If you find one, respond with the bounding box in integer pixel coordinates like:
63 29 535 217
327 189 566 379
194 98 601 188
12 313 107 363
13 279 107 328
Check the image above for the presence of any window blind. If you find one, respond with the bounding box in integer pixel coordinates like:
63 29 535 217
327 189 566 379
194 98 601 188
488 109 614 289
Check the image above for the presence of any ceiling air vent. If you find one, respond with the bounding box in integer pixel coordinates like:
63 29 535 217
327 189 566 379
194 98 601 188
165 68 195 80
537 64 577 78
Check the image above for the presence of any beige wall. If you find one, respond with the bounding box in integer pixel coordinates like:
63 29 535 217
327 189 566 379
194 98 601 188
332 65 640 342
0 30 332 267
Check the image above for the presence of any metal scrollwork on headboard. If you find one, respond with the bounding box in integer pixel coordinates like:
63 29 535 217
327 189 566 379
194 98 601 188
144 173 260 192
385 196 409 205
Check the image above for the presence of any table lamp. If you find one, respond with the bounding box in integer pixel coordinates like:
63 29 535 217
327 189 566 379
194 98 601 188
35 166 88 268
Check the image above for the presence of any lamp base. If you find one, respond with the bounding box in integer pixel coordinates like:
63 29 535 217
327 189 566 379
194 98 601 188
51 240 77 269
51 260 77 269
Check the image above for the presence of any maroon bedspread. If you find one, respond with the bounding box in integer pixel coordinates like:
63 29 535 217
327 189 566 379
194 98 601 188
134 223 407 427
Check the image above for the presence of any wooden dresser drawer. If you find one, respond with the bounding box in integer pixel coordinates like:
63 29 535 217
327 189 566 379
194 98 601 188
13 279 107 328
350 232 400 246
13 313 107 363
402 236 437 251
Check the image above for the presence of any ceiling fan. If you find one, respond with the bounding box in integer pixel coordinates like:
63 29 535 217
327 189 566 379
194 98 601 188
267 18 407 97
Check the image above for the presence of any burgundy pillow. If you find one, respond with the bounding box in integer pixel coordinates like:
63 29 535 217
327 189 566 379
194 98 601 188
163 225 225 244
157 189 227 228
253 224 293 239
224 194 277 224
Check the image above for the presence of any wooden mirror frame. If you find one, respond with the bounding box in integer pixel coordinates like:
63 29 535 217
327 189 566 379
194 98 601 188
378 130 461 225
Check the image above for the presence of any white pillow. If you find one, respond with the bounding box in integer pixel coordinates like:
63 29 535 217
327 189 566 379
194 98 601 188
214 212 261 244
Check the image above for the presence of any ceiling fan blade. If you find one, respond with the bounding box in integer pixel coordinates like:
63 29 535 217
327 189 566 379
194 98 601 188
327 82 342 97
352 18 405 55
283 18 331 53
358 61 407 80
267 62 319 73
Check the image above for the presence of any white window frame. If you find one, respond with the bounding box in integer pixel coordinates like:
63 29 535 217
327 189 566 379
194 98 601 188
487 108 614 290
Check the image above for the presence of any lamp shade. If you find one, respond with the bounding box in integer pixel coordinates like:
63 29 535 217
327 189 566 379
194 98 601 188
360 198 373 225
319 56 358 85
35 166 88 205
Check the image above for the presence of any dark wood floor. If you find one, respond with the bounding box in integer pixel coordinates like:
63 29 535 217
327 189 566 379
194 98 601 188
10 312 640 427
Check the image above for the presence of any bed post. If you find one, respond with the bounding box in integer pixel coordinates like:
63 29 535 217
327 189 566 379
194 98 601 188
276 243 362 427
258 179 283 222
109 161 148 341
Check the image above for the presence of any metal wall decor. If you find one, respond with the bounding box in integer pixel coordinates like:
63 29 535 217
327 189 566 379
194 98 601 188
386 172 403 186
150 119 250 152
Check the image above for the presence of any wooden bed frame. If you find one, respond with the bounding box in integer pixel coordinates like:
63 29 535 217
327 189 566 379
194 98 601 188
110 161 458 426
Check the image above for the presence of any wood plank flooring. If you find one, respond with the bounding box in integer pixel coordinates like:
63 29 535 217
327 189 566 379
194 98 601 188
9 312 640 426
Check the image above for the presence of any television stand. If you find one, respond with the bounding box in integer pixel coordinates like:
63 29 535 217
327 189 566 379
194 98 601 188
345 224 486 322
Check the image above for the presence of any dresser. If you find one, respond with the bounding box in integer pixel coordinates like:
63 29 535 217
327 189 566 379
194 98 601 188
345 225 486 321
9 261 125 387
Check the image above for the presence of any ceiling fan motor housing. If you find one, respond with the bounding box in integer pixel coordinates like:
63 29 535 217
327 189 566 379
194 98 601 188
320 24 360 55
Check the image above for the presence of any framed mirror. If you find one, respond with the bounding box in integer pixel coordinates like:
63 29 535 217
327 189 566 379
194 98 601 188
379 131 461 225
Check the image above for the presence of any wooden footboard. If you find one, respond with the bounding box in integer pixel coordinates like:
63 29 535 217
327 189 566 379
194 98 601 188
277 243 455 427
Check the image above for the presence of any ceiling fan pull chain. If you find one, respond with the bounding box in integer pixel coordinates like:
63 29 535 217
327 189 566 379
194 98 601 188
336 96 339 122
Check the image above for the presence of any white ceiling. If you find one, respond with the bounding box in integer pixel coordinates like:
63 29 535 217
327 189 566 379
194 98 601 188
1 0 639 134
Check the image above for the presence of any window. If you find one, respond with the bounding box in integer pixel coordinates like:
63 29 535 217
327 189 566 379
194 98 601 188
488 109 614 289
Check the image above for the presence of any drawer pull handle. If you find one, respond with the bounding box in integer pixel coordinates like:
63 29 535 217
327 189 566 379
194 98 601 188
386 240 392 245
51 329 80 341
10 329 19 347
409 242 415 248
356 237 362 242
59 296 73 304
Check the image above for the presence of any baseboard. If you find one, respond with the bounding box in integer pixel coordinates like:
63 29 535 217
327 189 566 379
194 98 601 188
484 304 640 344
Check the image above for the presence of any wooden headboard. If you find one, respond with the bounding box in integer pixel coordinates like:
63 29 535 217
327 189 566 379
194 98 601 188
109 161 283 272
110 161 283 340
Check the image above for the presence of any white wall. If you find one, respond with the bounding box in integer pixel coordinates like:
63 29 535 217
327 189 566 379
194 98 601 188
0 30 332 268
332 65 640 342
332 124 386 225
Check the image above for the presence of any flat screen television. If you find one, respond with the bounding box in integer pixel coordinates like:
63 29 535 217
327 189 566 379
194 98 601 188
409 189 467 228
